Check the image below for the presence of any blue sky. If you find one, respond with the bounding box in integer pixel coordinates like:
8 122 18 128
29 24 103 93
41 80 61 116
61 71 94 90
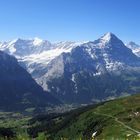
0 0 140 43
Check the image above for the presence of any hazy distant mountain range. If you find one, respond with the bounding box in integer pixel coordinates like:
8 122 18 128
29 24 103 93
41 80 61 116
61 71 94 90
0 32 140 110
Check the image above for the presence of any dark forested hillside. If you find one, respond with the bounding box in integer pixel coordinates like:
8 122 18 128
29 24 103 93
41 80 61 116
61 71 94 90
0 51 60 112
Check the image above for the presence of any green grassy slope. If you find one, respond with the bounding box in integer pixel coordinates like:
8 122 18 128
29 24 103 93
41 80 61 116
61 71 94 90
1 94 140 140
28 94 140 140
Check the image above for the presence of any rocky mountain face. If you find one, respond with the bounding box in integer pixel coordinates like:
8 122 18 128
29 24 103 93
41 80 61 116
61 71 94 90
0 51 60 112
40 33 140 103
0 33 140 104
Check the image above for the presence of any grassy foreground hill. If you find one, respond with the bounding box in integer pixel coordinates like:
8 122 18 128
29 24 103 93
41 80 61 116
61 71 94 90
28 94 140 140
1 93 140 140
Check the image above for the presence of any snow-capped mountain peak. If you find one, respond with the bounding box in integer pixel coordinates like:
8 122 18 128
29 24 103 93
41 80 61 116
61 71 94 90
91 32 124 50
101 32 113 42
8 38 19 45
127 41 140 49
127 41 140 57
33 37 43 46
100 32 121 44
0 38 54 57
